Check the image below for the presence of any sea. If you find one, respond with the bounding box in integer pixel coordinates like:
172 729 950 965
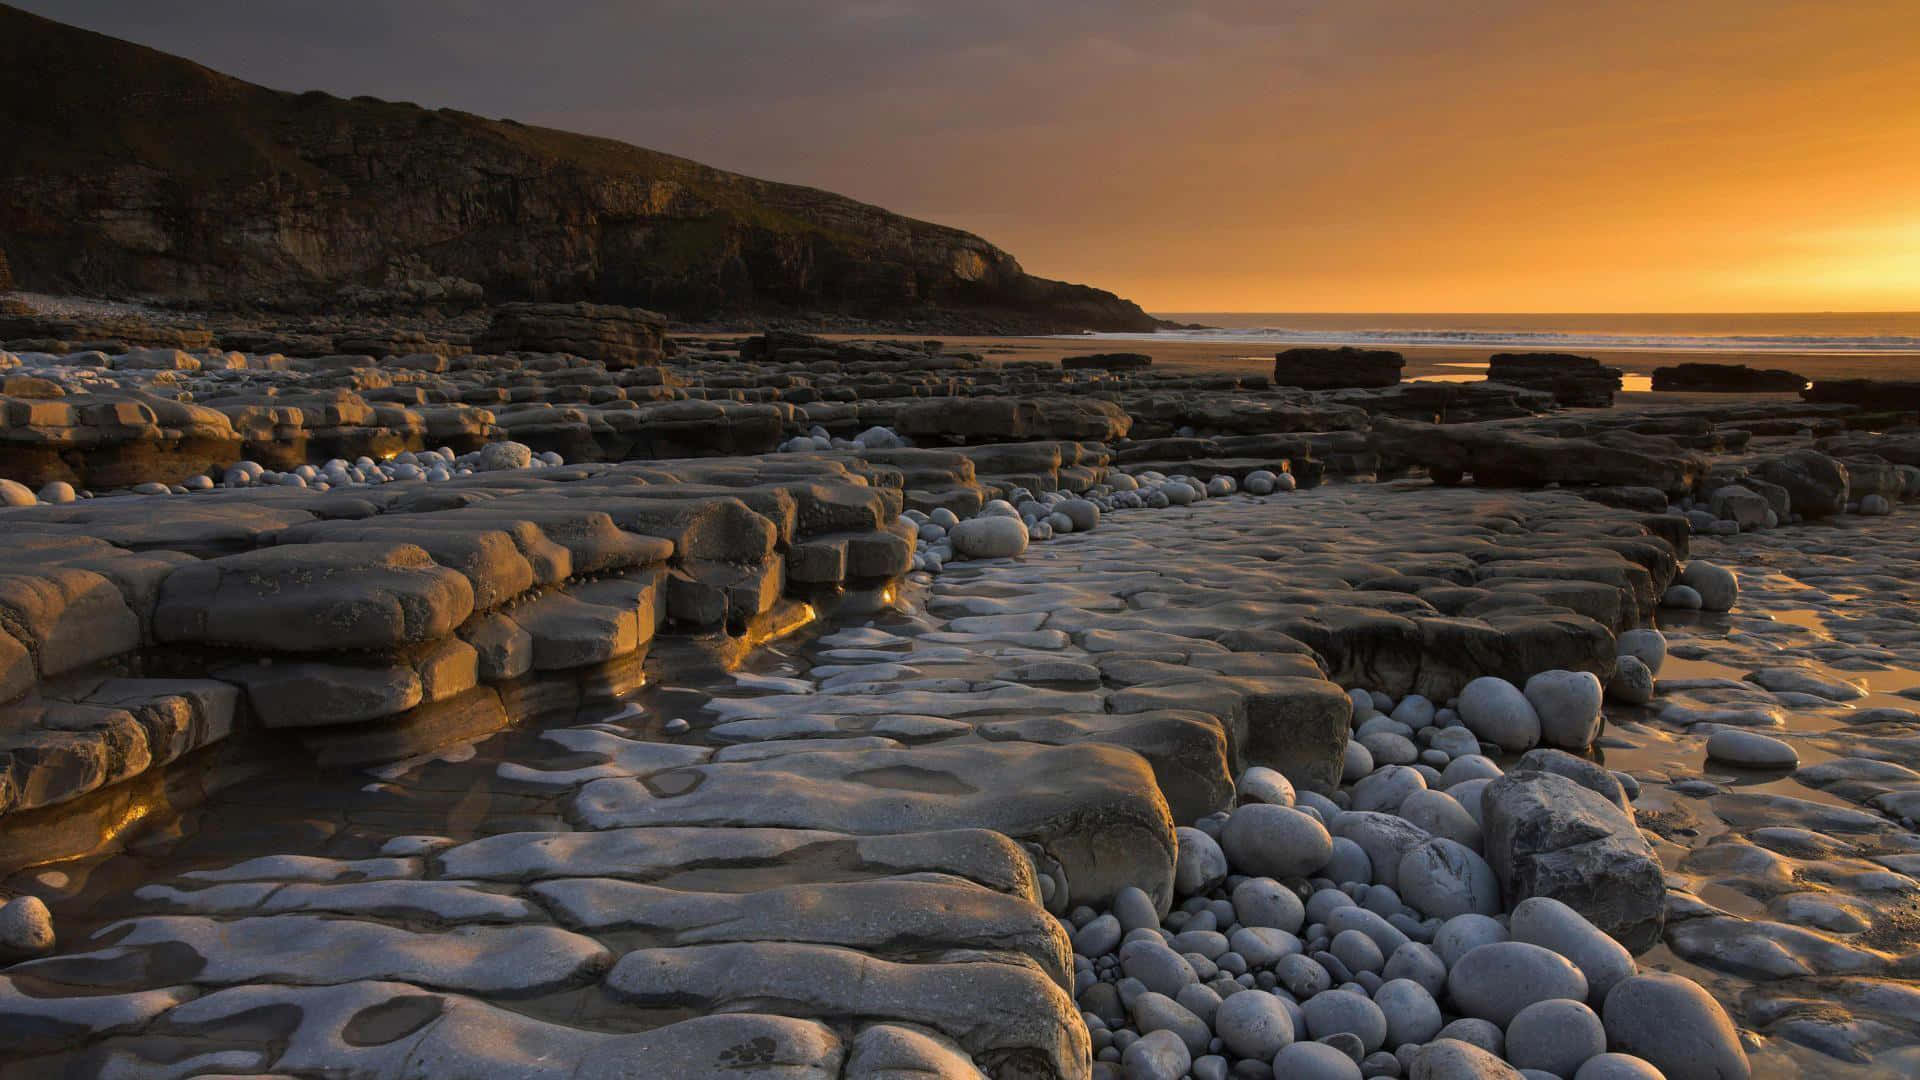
1088 312 1920 355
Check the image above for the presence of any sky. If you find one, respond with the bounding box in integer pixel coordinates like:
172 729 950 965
21 0 1920 313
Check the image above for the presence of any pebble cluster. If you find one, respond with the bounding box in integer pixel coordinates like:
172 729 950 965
1064 667 1752 1080
900 449 1298 573
0 440 566 505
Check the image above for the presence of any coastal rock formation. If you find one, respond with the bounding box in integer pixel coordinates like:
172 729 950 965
1274 347 1405 390
1485 353 1622 408
1652 362 1808 393
0 5 1157 333
477 302 669 368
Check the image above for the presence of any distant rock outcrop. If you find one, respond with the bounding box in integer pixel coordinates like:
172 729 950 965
1485 353 1622 408
1273 347 1404 390
0 4 1159 333
1651 363 1807 393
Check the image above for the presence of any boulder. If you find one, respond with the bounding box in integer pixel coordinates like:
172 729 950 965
1482 771 1665 952
1274 347 1404 390
1756 450 1849 519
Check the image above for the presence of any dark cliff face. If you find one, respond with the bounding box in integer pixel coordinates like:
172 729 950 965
0 5 1160 332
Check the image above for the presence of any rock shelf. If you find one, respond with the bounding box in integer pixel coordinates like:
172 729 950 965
5 313 1920 1077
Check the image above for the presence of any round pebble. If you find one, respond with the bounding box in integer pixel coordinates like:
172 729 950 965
1457 677 1542 753
1220 803 1332 880
1273 1039 1363 1080
1446 941 1589 1026
1507 998 1606 1078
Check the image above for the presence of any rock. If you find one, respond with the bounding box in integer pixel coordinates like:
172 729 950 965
1382 942 1447 998
1352 764 1427 814
949 515 1030 559
1076 914 1123 958
1601 972 1751 1080
1397 838 1501 919
1705 730 1798 768
1343 740 1376 783
1433 914 1509 968
1175 826 1230 897
0 895 55 960
1397 789 1482 849
1650 362 1807 393
1273 1039 1366 1080
1756 449 1849 519
1329 812 1431 892
1511 749 1628 811
1447 941 1589 1027
1522 670 1603 751
1860 493 1892 515
1214 986 1296 1059
1300 988 1389 1052
0 479 35 507
1573 1053 1667 1080
1130 991 1212 1056
1607 655 1654 705
1374 978 1443 1046
1219 803 1332 880
1063 352 1152 371
1662 585 1703 609
1507 896 1636 1001
1436 1018 1505 1058
1457 677 1541 753
1274 347 1404 389
1506 998 1606 1078
1121 1028 1192 1080
1482 771 1666 952
1239 765 1297 807
1677 561 1737 612
1707 484 1771 530
1232 877 1306 934
477 440 535 471
1114 887 1161 933
1616 629 1666 676
1411 1039 1526 1080
1485 353 1621 408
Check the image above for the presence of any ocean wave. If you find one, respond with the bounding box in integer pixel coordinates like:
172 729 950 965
1074 327 1920 354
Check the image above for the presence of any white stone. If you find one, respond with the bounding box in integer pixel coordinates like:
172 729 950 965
478 441 534 471
1706 729 1798 768
1523 670 1603 751
1457 677 1541 753
1678 561 1738 612
1616 628 1667 676
0 895 55 960
1238 765 1296 807
949 516 1029 559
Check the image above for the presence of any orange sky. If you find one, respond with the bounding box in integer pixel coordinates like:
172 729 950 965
31 0 1920 312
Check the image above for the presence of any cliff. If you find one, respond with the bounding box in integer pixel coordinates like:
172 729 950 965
0 4 1159 332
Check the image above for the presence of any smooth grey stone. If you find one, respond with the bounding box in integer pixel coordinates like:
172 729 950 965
1122 1027 1192 1080
1344 740 1377 783
1430 726 1481 759
1391 695 1437 729
1177 826 1231 897
1298 790 1344 820
1362 732 1420 767
1607 655 1655 705
1239 766 1296 807
1439 755 1504 789
1433 914 1508 969
1602 972 1751 1080
1273 1040 1363 1080
1131 991 1212 1056
1194 1054 1231 1080
1573 1053 1667 1080
1115 886 1161 933
1616 629 1667 677
1447 942 1589 1026
1172 930 1230 960
1233 877 1306 934
1662 584 1703 609
1457 676 1541 753
1678 561 1737 612
1705 730 1797 768
1216 988 1296 1060
1513 749 1628 810
1077 914 1124 958
1350 689 1379 722
1373 977 1444 1046
1300 988 1388 1052
1332 929 1384 973
1328 812 1431 891
1120 939 1199 997
1397 789 1482 849
1221 804 1333 880
1230 926 1301 968
1436 1017 1505 1057
1324 906 1410 957
1307 888 1357 925
1278 953 1333 998
1381 942 1447 997
949 515 1029 559
1325 837 1373 885
1320 1031 1366 1062
1398 838 1501 919
1509 896 1636 1001
1411 1038 1526 1079
1361 884 1405 919
1177 982 1225 1026
1363 1049 1404 1077
1523 670 1603 751
1352 765 1428 814
1507 998 1606 1078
